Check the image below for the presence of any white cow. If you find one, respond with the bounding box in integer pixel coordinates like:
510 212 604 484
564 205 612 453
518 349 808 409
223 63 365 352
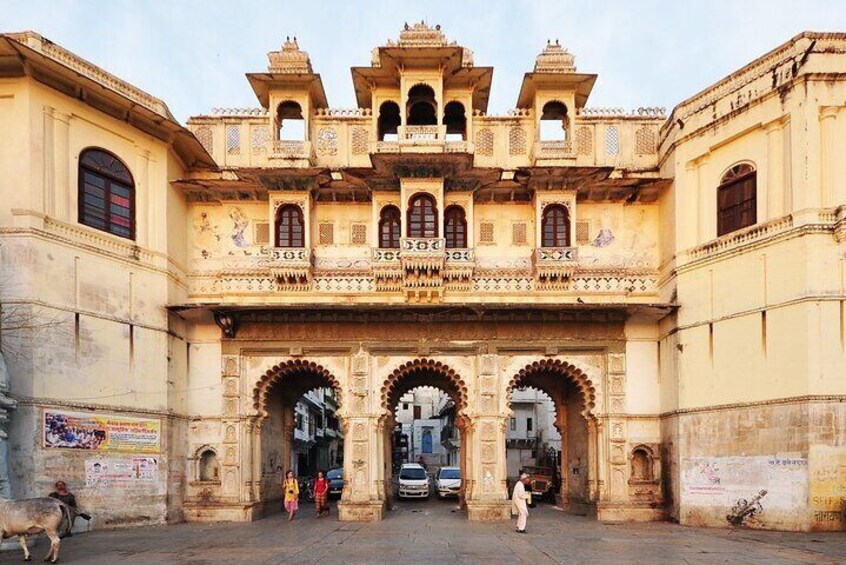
0 497 91 562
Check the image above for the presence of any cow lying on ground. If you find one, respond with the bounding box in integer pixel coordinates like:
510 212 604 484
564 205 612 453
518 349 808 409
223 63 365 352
0 498 91 562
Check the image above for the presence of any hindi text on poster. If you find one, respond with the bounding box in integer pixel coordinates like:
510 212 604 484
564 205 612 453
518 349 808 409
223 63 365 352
43 409 161 453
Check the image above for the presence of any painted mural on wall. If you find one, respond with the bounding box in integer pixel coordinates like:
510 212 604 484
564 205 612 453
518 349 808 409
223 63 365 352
810 445 846 530
44 410 161 453
682 455 807 523
578 204 658 270
192 205 265 260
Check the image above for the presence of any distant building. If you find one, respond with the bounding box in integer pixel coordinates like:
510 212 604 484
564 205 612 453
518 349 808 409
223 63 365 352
506 389 561 478
395 388 449 467
293 388 342 475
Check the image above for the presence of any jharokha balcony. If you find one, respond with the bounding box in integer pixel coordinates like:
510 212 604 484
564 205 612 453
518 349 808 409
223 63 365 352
533 246 579 290
266 247 312 290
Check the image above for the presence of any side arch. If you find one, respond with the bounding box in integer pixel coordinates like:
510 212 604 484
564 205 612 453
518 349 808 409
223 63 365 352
253 359 343 423
507 358 597 420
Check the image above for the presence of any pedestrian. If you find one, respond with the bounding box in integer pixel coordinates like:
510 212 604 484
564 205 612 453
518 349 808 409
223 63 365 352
48 480 78 537
283 470 299 521
511 473 531 533
314 470 329 518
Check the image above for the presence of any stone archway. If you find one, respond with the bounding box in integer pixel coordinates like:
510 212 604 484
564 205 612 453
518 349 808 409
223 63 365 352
252 360 344 511
379 359 470 509
507 359 599 514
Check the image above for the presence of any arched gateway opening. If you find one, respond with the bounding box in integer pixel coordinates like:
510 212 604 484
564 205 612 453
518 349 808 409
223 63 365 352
507 360 597 514
380 359 470 512
254 361 345 513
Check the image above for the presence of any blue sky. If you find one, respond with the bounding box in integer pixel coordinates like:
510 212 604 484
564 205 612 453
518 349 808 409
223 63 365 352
3 1 846 122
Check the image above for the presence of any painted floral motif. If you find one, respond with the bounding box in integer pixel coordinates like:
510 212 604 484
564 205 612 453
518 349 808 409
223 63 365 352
229 207 250 248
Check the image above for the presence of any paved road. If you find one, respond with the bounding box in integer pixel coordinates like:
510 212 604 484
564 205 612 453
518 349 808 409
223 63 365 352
1 498 844 564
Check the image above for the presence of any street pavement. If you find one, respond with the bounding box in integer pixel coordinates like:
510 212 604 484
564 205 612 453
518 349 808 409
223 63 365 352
0 498 844 564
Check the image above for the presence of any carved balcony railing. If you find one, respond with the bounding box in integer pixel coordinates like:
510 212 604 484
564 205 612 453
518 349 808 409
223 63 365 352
400 237 446 301
399 125 445 142
533 246 579 290
444 248 475 290
371 247 403 291
532 140 575 163
444 140 474 154
268 140 315 164
266 247 312 290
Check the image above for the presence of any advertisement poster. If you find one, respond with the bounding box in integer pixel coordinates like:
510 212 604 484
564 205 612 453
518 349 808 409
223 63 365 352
84 457 159 487
43 410 161 453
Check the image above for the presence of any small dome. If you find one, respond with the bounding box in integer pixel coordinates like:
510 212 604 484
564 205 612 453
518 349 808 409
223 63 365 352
267 36 313 74
534 39 576 73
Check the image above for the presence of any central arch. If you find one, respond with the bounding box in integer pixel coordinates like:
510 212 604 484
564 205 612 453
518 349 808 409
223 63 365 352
253 360 344 513
507 359 598 515
380 359 470 510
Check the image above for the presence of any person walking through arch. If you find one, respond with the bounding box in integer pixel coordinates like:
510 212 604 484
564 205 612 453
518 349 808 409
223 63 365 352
314 470 329 518
283 470 299 521
511 473 531 533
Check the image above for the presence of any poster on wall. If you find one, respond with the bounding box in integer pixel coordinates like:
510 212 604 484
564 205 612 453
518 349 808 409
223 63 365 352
43 410 161 453
84 457 159 487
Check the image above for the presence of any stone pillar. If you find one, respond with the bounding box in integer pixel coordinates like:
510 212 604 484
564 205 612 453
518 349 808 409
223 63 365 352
337 416 385 521
465 415 510 521
820 107 838 208
765 120 784 219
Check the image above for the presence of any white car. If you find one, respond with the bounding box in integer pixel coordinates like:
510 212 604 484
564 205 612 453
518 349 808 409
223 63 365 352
398 463 430 499
436 466 462 498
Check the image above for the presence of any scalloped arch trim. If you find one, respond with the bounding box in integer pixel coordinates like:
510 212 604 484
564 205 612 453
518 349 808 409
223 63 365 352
253 359 342 421
507 359 597 420
381 358 468 415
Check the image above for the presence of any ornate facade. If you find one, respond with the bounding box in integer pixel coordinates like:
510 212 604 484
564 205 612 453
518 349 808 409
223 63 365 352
0 24 844 531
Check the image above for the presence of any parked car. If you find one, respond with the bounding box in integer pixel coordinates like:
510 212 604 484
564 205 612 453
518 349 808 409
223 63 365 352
397 463 430 499
327 468 344 498
435 466 461 498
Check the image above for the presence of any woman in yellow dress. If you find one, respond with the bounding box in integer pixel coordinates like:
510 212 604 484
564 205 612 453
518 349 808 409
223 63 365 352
283 470 299 521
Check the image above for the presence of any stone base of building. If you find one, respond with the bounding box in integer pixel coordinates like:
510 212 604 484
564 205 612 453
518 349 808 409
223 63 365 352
337 500 385 522
183 501 264 522
466 499 510 521
595 502 666 522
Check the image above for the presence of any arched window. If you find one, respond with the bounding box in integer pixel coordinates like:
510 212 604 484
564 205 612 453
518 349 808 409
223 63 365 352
275 204 304 247
78 148 135 240
717 163 757 236
407 193 438 238
378 101 401 141
199 449 220 481
378 205 401 248
540 101 568 141
407 84 437 126
444 205 467 248
277 101 304 140
541 204 570 247
443 101 467 141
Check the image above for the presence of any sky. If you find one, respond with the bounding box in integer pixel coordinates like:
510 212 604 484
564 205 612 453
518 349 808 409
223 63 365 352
3 1 846 123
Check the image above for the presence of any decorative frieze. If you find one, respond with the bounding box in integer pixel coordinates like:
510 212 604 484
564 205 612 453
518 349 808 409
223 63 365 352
534 246 578 290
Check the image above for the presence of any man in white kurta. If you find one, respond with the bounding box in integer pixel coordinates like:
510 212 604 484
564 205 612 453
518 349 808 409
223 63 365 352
511 473 531 532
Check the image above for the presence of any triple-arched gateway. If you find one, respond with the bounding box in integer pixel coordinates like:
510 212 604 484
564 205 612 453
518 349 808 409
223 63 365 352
185 311 661 523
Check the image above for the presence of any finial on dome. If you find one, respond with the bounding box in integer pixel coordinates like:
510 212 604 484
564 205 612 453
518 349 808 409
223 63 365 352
268 36 313 74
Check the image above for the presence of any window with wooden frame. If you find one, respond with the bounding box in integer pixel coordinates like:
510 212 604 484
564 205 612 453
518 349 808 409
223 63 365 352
717 163 757 236
443 205 467 248
541 204 571 247
407 193 438 238
78 148 135 240
378 205 401 248
275 204 304 247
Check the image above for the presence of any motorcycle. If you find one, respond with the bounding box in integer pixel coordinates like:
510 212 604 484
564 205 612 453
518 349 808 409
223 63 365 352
298 476 315 502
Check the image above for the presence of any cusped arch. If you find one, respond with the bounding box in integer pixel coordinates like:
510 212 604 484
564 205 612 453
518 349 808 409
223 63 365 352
253 359 342 422
381 358 468 415
507 359 597 420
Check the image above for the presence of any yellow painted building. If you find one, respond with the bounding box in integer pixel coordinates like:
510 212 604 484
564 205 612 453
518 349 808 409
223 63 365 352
0 24 843 531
